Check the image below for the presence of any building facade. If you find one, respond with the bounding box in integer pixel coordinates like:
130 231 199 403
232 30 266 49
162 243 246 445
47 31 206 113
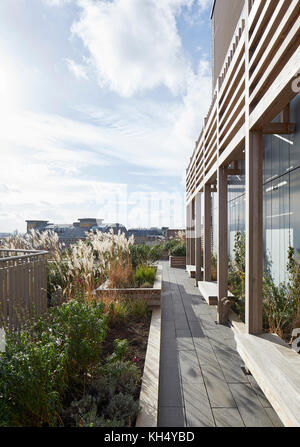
186 0 300 333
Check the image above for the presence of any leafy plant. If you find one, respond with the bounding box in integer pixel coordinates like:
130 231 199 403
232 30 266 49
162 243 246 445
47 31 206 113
129 243 162 269
0 299 109 427
65 360 141 427
107 339 130 363
228 232 245 319
263 247 300 339
135 265 156 286
149 244 163 263
228 232 300 339
105 393 139 426
169 243 186 257
164 238 181 253
0 328 67 426
211 252 218 281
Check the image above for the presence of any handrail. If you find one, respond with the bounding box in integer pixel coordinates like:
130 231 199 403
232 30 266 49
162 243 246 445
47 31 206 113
0 249 48 262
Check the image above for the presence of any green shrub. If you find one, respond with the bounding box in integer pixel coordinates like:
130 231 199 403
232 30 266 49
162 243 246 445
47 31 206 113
0 300 109 426
0 329 67 426
228 232 300 339
135 265 156 286
164 238 179 253
107 339 130 363
66 360 141 427
130 243 163 268
263 247 300 338
130 244 151 269
105 393 139 426
149 244 163 263
34 300 108 380
169 243 186 257
98 360 141 395
125 298 149 321
228 231 245 319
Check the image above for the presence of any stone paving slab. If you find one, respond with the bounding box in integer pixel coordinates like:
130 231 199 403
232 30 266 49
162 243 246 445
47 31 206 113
182 382 215 427
228 383 275 427
178 350 204 383
158 262 280 427
212 408 245 427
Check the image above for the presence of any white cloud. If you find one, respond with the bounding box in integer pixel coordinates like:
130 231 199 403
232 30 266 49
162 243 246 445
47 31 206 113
198 0 211 11
71 0 194 96
64 58 89 79
42 0 71 6
0 0 212 231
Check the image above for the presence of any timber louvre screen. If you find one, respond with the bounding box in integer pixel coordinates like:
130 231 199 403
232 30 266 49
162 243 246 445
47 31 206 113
0 249 48 330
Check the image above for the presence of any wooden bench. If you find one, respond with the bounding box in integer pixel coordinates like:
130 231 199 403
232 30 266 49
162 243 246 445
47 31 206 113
186 265 204 279
186 264 195 278
235 332 300 427
198 281 233 305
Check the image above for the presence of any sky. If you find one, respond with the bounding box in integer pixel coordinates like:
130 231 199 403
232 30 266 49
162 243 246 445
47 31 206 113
0 0 213 233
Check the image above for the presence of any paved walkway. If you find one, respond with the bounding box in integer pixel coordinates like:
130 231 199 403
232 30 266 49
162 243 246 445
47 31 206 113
158 262 283 427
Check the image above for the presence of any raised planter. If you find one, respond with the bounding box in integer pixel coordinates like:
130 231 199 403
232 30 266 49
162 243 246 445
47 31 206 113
136 307 161 427
169 255 186 268
94 264 162 306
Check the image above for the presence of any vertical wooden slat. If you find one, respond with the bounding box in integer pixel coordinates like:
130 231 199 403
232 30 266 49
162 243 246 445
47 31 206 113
245 4 263 335
0 251 48 330
24 257 29 322
190 198 195 266
186 203 191 266
204 183 212 281
217 165 228 324
195 191 202 285
245 130 263 334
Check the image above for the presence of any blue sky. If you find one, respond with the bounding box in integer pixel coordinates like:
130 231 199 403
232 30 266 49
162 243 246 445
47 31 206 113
0 0 212 232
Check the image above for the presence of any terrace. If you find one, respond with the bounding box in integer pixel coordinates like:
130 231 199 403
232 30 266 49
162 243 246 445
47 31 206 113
0 0 299 429
159 262 283 427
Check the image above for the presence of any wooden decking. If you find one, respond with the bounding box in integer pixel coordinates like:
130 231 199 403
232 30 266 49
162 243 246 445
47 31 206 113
158 262 283 427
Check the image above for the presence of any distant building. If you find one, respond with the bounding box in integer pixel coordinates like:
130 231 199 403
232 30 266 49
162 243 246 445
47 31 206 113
26 218 107 245
0 233 11 238
25 218 170 245
26 220 50 232
127 227 164 237
165 229 185 239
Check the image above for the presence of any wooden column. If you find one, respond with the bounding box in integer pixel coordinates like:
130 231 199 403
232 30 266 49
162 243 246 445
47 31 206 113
195 191 202 285
244 3 263 335
217 165 228 324
245 130 263 334
190 199 195 265
203 184 212 281
186 203 191 266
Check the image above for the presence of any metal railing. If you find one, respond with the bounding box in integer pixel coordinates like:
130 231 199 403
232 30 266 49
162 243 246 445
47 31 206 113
0 249 48 330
